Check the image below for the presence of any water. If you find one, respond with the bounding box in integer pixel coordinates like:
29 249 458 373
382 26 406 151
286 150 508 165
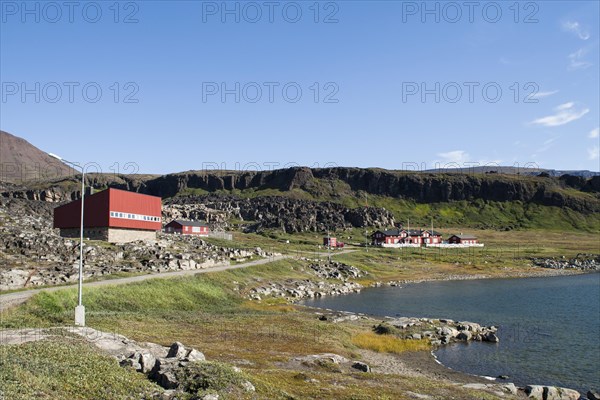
303 273 600 393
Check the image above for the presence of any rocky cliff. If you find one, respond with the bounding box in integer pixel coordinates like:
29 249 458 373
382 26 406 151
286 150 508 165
2 167 599 214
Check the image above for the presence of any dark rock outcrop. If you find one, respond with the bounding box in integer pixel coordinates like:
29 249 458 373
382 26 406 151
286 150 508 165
166 195 395 233
3 167 599 213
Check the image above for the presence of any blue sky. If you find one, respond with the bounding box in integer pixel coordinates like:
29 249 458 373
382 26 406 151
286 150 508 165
1 0 598 174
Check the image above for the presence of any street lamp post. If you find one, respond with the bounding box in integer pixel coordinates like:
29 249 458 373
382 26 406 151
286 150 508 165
49 153 86 326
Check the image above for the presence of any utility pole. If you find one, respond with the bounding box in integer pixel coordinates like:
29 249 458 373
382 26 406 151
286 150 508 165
364 192 368 252
327 229 331 263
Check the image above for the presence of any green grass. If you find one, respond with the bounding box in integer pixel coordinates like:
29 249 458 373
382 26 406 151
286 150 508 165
0 336 160 399
2 230 595 399
0 251 550 399
352 332 431 353
176 361 251 398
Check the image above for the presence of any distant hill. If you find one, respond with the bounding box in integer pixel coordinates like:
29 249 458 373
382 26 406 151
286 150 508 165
1 132 599 232
2 165 600 231
0 130 75 183
423 166 600 178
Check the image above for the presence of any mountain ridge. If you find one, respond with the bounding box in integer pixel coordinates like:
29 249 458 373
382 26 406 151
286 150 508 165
0 130 75 182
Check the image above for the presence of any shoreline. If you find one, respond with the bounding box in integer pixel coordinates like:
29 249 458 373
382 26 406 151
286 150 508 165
368 266 593 288
294 269 598 398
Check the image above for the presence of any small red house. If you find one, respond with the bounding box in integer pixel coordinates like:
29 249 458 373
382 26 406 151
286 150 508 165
422 230 443 244
371 228 401 245
53 188 162 243
371 229 424 245
403 229 423 245
323 237 337 247
448 234 478 245
165 220 209 236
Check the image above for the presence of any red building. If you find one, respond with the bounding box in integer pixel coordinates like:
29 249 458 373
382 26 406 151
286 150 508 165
422 230 443 244
323 237 337 247
448 234 479 245
53 188 162 243
372 228 443 245
371 228 425 245
164 220 209 236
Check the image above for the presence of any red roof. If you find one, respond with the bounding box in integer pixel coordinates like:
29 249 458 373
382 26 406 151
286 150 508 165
53 188 162 231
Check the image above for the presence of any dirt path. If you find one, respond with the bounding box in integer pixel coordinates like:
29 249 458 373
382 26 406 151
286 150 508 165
0 255 288 312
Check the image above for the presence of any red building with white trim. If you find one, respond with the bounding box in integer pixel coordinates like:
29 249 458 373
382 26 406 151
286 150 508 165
371 228 443 246
164 220 209 236
448 234 479 245
53 188 162 243
422 230 443 244
323 237 337 247
371 228 429 245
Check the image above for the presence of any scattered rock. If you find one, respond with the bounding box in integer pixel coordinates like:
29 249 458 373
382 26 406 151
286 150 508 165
524 385 580 400
167 342 187 359
531 255 599 271
241 380 255 392
588 390 600 400
351 361 371 372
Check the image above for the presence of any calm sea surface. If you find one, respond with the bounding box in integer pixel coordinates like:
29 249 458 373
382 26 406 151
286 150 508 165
302 273 600 393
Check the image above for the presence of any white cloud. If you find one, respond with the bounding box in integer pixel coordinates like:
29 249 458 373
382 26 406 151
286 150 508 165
556 102 574 111
437 150 469 164
562 21 590 40
536 138 556 153
589 128 599 139
568 48 592 70
531 90 558 99
588 146 599 160
531 102 590 127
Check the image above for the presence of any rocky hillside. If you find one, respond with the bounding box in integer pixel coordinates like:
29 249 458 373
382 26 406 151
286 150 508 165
164 195 395 233
0 197 276 290
0 130 75 182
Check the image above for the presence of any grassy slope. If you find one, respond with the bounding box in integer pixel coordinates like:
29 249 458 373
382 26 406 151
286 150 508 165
2 227 599 399
0 256 523 399
0 335 160 399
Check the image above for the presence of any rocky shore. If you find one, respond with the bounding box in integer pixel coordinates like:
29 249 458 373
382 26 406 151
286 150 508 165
531 254 600 271
247 262 597 400
312 309 592 400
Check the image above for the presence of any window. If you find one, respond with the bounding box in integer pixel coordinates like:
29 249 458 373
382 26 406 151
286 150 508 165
109 211 161 222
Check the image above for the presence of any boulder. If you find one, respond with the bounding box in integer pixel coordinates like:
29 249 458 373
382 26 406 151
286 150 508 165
525 385 580 400
155 369 179 390
119 358 141 371
525 385 545 399
241 380 256 392
185 348 205 362
483 332 499 343
588 390 600 400
439 326 459 338
502 383 518 395
351 361 371 372
139 351 157 374
544 386 580 400
167 342 187 359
